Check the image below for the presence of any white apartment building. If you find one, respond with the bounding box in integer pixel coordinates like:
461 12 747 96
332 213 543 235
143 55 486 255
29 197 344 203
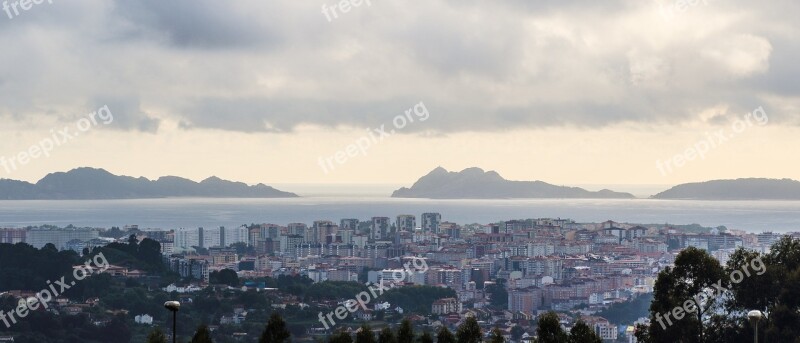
27 228 100 250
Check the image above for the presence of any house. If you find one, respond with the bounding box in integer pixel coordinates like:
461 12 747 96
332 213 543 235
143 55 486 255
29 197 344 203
220 314 246 325
354 310 373 321
432 298 462 315
135 314 154 325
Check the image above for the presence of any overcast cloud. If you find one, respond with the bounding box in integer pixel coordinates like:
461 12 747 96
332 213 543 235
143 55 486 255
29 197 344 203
1 0 797 134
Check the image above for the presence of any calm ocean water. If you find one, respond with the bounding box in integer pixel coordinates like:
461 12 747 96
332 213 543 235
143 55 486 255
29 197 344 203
0 197 799 233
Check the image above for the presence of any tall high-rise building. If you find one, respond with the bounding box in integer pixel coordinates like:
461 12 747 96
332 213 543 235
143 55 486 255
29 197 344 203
198 227 205 248
176 226 246 249
263 224 281 239
371 217 390 240
340 218 359 230
248 227 262 247
176 227 213 249
281 234 305 257
27 228 99 250
508 288 542 313
311 220 335 243
339 229 354 244
0 228 26 244
288 223 308 237
396 215 416 232
421 213 442 233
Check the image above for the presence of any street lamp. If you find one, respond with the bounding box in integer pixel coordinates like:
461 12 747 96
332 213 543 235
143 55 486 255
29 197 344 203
747 310 763 343
164 301 181 343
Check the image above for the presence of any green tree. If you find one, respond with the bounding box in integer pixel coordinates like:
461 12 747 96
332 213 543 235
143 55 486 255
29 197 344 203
489 328 504 343
191 324 214 343
418 331 433 343
640 247 726 343
741 237 800 341
378 327 396 343
381 286 457 314
259 313 291 343
210 268 240 286
330 330 354 343
568 321 601 343
456 316 482 343
595 293 654 325
356 324 377 343
536 312 566 343
147 328 168 343
397 318 415 343
437 326 456 343
138 238 164 270
128 234 138 248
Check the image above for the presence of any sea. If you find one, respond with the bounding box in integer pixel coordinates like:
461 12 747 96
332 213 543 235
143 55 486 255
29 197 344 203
0 183 798 233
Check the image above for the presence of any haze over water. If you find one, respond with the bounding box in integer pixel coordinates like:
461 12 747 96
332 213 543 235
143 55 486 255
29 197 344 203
1 196 798 233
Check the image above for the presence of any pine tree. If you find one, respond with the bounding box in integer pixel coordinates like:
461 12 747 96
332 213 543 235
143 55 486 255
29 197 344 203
437 326 456 343
536 312 567 343
147 328 168 343
260 313 292 343
397 318 415 343
191 324 214 343
456 316 482 343
568 321 602 343
378 327 397 343
356 324 377 343
418 331 433 343
329 329 354 343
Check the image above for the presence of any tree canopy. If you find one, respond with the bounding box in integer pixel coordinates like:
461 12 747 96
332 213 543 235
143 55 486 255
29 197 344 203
568 321 601 343
437 326 456 343
637 237 800 342
536 312 566 343
456 316 482 343
259 312 291 343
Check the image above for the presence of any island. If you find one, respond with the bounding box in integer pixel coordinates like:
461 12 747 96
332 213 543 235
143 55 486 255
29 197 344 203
651 178 800 200
391 167 635 199
0 167 298 199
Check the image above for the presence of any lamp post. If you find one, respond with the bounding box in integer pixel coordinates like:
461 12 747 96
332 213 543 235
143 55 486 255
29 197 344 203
164 301 181 343
747 310 763 343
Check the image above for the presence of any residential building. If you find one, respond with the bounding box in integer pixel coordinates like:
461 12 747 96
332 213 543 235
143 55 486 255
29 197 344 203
431 298 461 315
421 213 442 233
396 215 416 232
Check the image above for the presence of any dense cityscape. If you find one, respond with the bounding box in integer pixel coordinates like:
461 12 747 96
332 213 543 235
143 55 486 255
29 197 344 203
1 214 793 342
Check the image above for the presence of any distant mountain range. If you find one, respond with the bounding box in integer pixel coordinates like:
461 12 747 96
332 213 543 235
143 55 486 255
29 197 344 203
391 167 636 199
652 178 800 200
0 168 298 199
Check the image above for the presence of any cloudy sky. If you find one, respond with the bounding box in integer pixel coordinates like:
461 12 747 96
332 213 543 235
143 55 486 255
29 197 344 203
0 0 798 187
